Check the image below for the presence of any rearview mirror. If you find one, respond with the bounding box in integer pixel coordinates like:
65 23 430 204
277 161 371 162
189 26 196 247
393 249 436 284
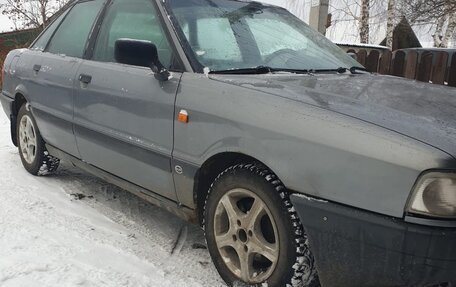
114 38 171 81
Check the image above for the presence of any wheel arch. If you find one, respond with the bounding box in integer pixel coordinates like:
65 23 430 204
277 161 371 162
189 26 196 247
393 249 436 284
10 92 29 147
193 151 280 225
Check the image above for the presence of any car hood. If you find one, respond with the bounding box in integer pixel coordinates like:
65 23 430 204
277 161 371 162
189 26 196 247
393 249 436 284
210 73 456 158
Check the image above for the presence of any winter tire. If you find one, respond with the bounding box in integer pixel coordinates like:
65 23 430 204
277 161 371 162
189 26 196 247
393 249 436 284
17 104 60 175
204 163 318 287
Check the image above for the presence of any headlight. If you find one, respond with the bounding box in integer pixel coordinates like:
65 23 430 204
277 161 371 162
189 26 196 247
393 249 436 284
407 172 456 218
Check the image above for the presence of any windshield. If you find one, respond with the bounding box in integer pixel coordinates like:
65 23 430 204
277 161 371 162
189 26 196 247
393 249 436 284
167 0 362 72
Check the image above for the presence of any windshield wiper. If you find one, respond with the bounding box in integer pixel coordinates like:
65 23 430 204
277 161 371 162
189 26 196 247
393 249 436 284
209 66 309 75
348 66 370 74
309 66 370 74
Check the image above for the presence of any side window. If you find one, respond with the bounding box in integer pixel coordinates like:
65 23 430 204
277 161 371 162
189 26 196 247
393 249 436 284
93 0 173 68
47 0 104 58
31 9 69 51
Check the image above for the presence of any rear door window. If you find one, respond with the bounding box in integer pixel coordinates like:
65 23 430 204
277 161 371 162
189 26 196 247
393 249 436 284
46 0 104 58
31 9 69 51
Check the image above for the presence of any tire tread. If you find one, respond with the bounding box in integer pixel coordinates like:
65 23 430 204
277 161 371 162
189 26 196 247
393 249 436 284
203 163 318 287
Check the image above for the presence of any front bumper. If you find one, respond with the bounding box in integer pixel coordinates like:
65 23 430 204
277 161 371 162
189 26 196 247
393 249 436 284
290 194 456 287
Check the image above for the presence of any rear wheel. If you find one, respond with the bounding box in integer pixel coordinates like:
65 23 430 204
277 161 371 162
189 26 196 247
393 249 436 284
204 163 318 287
17 104 60 175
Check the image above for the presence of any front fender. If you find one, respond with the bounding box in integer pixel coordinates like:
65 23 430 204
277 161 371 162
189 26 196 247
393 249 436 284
173 73 456 218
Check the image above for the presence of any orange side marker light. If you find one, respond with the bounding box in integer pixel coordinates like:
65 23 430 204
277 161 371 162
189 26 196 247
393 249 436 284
178 109 189 123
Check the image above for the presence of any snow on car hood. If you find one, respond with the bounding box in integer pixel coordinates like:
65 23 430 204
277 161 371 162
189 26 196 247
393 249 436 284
210 73 456 158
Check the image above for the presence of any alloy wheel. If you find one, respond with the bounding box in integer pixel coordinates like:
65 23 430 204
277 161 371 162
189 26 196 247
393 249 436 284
213 188 279 284
19 115 38 164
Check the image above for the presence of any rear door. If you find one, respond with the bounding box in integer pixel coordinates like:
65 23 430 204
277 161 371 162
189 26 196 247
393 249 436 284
31 0 105 157
74 0 182 200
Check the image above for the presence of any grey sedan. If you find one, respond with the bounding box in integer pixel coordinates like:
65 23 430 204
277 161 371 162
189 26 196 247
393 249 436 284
1 0 455 286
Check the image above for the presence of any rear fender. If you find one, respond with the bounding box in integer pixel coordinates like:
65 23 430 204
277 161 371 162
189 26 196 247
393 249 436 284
10 85 31 147
10 113 17 146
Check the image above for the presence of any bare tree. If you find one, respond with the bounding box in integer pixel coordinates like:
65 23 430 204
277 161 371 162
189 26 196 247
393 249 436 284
452 22 456 47
433 10 456 48
401 0 456 47
359 0 370 43
330 0 387 44
402 0 456 23
441 13 456 47
0 0 68 30
433 16 447 47
385 0 395 48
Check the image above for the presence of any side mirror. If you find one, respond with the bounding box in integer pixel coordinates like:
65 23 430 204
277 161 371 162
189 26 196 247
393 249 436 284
114 38 171 81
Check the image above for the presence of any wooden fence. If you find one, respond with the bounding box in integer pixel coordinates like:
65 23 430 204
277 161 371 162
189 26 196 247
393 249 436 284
348 48 456 87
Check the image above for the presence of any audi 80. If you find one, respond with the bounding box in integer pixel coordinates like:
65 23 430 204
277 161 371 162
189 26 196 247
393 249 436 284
1 0 456 286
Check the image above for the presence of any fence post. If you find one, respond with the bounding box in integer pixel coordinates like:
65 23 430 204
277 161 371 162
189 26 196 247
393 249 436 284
417 51 433 82
378 50 392 75
392 50 406 77
357 49 367 66
404 50 418 79
365 50 380 73
431 52 449 85
449 54 456 87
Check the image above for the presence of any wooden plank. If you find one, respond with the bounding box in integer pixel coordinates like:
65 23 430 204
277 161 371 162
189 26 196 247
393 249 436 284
417 51 433 82
357 49 367 66
404 50 418 79
392 50 406 77
449 53 456 87
378 50 392 75
365 50 380 73
431 51 449 85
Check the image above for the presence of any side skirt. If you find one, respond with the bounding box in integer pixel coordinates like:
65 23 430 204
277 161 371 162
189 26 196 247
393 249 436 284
46 144 198 224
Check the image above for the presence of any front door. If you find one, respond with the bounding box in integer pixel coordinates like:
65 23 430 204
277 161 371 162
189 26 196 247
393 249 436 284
74 0 181 200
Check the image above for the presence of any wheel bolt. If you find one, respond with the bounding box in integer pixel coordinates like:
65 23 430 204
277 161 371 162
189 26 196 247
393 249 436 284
237 220 242 227
248 230 253 237
244 245 248 252
232 235 237 242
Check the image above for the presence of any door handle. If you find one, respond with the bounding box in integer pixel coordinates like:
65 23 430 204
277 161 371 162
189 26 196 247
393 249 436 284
33 64 41 72
79 74 92 84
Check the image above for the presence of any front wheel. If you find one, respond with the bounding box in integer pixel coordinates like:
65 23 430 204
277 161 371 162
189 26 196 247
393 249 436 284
204 163 318 287
17 104 60 175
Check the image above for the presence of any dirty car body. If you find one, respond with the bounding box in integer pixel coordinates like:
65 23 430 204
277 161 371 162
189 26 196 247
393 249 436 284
1 0 456 286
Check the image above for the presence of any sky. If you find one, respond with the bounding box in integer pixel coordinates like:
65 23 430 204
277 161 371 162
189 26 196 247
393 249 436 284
0 0 12 32
0 15 12 33
0 0 449 47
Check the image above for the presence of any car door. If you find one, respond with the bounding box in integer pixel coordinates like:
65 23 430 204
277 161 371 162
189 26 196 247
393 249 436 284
31 0 105 157
74 0 182 200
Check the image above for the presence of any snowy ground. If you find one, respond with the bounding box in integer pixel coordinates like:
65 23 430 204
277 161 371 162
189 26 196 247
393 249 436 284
0 111 225 287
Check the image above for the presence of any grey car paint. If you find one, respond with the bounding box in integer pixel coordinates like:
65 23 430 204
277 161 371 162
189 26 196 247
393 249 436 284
172 73 456 218
211 73 456 158
3 50 82 157
1 0 456 222
74 60 182 200
28 52 82 157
